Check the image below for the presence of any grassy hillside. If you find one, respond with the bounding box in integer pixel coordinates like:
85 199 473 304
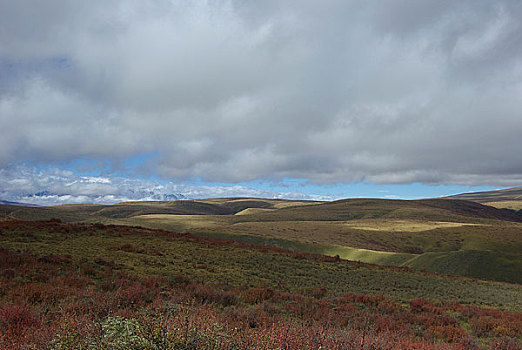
448 186 522 202
2 219 521 349
448 187 522 208
101 199 522 283
1 197 521 283
121 216 522 284
1 219 520 309
2 197 520 223
484 200 522 210
240 198 522 222
0 198 320 222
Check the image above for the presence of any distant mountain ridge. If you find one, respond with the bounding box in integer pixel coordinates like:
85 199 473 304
447 187 522 203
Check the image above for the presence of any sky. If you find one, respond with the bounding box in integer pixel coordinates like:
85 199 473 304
1 1 522 205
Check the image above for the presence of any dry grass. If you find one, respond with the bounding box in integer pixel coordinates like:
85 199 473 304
234 208 277 215
127 214 232 231
485 200 522 210
115 213 522 283
2 220 521 350
447 187 522 202
340 219 481 232
2 220 521 311
197 197 321 208
2 197 521 283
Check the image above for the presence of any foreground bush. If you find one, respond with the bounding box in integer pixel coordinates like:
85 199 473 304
0 221 521 349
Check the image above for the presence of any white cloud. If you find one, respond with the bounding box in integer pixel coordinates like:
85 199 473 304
1 1 522 187
0 165 334 206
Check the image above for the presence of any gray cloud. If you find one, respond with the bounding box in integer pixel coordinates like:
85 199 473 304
1 0 522 187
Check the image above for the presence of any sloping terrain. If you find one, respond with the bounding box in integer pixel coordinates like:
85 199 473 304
448 187 522 203
1 197 521 283
2 219 521 349
0 198 319 222
3 219 519 308
239 198 522 222
448 187 522 210
2 197 520 223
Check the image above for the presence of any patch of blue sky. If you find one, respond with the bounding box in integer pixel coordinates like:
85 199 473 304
233 180 501 200
0 56 72 76
174 177 502 200
24 156 505 201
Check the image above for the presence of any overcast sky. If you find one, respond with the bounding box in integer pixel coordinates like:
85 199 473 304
1 1 521 204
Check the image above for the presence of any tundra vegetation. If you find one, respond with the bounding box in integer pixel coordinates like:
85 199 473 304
2 197 521 283
0 219 521 349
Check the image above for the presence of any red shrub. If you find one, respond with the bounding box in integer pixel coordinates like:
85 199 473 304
0 303 38 336
428 324 468 343
242 286 275 304
471 316 499 337
188 283 238 307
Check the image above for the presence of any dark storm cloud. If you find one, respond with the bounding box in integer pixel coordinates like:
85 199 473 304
1 0 522 186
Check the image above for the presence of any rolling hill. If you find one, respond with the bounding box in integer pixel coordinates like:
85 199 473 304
448 186 522 210
1 196 521 284
448 186 522 202
2 218 521 349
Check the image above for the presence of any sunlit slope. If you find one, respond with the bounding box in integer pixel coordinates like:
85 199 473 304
447 187 522 210
122 214 522 283
448 186 522 201
1 197 521 283
0 198 320 222
1 219 521 311
241 198 522 222
1 197 519 223
485 200 522 210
